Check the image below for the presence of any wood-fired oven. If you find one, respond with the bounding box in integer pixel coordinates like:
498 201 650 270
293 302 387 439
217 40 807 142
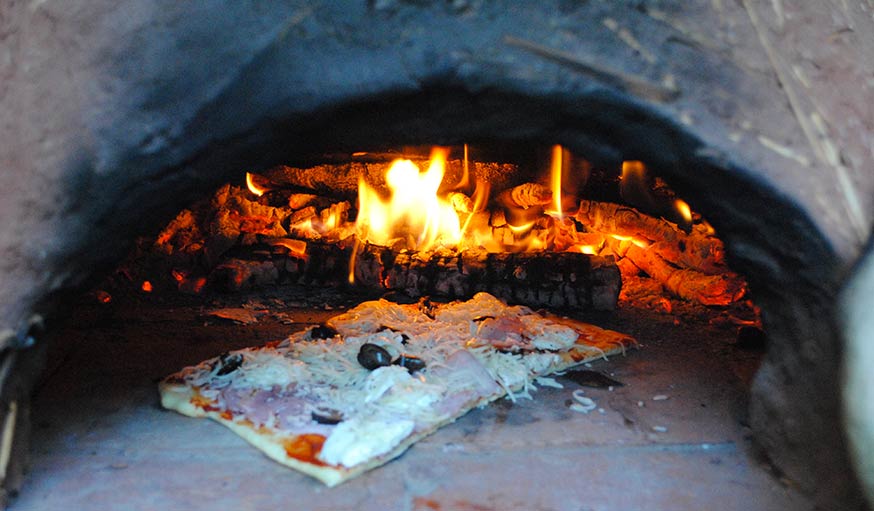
1 2 872 510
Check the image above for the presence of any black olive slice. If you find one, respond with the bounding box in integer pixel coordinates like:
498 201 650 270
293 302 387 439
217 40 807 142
311 408 344 425
310 324 339 340
216 352 243 376
357 343 392 370
377 325 410 344
417 297 436 319
393 353 426 373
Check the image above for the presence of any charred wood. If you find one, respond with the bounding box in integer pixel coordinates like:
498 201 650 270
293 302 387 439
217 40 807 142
380 248 619 310
574 200 727 274
623 244 746 306
212 241 620 310
262 160 519 197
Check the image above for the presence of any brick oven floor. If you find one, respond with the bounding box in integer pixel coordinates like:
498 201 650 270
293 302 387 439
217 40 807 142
10 289 812 511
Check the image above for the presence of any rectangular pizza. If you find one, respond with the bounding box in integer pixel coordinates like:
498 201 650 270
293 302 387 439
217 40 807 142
159 292 636 485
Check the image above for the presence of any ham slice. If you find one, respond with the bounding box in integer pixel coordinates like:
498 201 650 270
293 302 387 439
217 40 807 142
221 386 308 428
431 350 503 417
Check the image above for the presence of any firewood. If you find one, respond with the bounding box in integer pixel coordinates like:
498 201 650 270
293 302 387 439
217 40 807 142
261 160 519 197
381 249 620 310
496 183 553 209
257 241 620 310
622 244 745 306
574 200 726 274
448 192 473 213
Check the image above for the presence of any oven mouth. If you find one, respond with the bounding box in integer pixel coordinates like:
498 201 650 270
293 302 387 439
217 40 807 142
21 93 841 507
3 80 859 511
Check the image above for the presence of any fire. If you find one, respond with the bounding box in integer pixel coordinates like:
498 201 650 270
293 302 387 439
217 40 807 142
141 281 153 292
355 147 461 251
547 144 564 219
268 239 308 260
674 199 692 225
246 172 269 197
620 160 647 182
507 221 535 235
611 233 650 249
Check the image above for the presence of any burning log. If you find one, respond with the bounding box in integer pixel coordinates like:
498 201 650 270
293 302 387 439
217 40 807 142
382 249 620 310
496 183 552 209
213 240 621 310
622 244 745 306
574 200 726 274
261 160 519 197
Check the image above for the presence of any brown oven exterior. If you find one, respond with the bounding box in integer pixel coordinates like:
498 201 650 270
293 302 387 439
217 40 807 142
0 1 872 509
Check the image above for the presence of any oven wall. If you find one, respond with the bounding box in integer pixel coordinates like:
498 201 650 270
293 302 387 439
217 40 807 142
0 1 872 508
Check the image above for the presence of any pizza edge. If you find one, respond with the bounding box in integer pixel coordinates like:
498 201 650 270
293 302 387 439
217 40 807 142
158 379 507 486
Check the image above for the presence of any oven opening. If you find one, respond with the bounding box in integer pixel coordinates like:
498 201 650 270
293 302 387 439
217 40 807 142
18 136 814 510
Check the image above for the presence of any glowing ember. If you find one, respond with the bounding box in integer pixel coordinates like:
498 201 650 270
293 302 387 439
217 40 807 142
355 147 461 251
268 239 308 260
610 234 650 249
141 281 153 292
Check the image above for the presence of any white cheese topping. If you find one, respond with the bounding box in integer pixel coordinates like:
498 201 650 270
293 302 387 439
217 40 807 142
229 350 309 388
363 366 413 403
318 417 415 467
184 348 308 389
529 322 579 350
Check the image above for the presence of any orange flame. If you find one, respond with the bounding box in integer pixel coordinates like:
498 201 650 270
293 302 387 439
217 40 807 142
621 160 647 182
141 281 153 292
548 145 564 219
348 240 359 284
268 239 308 260
610 234 650 249
507 221 536 235
453 143 471 190
674 199 692 225
355 147 461 251
246 172 269 197
459 179 491 240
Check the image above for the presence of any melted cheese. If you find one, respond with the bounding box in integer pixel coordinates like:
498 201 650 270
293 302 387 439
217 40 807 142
363 366 413 403
318 416 414 467
230 349 309 388
529 322 579 350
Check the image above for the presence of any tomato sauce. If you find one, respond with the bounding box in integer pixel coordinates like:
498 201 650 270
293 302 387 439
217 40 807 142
283 434 329 466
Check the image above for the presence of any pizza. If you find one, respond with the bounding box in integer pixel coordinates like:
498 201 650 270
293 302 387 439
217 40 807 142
159 292 636 486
